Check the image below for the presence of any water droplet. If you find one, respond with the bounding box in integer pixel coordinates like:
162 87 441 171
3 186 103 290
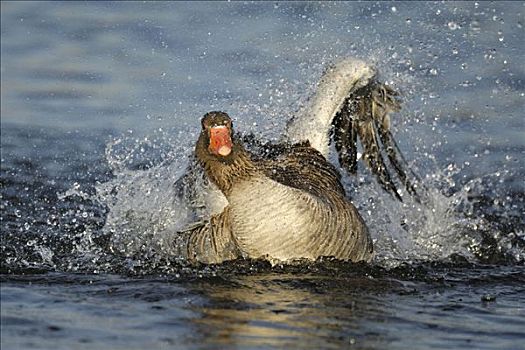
460 80 474 87
448 21 459 30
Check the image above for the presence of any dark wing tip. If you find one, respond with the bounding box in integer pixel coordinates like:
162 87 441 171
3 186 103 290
331 78 422 202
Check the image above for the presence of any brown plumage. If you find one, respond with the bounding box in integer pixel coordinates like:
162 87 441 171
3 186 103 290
174 57 421 265
182 111 373 264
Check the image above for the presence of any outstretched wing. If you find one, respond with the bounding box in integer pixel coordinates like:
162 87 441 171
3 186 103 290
286 57 420 201
331 78 420 201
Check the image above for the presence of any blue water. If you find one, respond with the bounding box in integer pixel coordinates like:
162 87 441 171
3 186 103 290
1 2 524 349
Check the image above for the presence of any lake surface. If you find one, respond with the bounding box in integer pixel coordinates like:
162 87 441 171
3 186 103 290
1 2 524 349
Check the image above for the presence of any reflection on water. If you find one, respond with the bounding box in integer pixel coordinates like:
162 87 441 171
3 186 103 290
184 269 524 350
187 275 390 348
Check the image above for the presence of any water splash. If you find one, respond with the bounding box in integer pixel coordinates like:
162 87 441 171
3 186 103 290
2 122 522 276
93 130 196 263
81 111 523 272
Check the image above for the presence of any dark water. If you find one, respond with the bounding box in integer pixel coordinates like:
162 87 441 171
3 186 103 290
1 2 524 349
2 264 524 350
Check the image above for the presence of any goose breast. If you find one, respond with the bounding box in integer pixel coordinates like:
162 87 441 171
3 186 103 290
228 176 370 262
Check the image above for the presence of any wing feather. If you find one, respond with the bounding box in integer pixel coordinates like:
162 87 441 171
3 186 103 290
332 79 420 201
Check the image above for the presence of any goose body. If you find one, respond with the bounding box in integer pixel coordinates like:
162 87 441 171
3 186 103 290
223 174 371 262
174 57 419 264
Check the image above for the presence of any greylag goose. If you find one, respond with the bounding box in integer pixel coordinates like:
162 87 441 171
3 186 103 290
174 57 419 264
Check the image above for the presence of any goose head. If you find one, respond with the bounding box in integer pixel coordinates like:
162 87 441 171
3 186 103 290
195 111 256 194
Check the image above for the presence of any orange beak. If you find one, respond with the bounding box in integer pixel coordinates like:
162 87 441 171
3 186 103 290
208 126 232 157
